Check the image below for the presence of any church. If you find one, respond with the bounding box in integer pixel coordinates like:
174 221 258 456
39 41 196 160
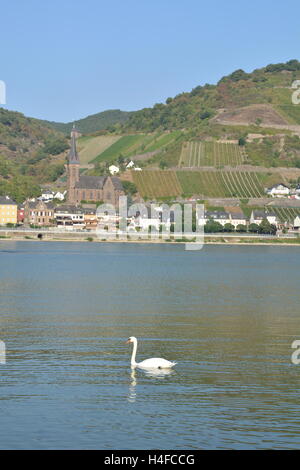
66 127 124 205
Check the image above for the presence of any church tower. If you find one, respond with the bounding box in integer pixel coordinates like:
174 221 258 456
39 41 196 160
67 126 80 204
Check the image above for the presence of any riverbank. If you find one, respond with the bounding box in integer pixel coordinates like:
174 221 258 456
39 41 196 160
1 230 300 246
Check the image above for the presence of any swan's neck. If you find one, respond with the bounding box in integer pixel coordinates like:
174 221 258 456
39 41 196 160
131 339 138 366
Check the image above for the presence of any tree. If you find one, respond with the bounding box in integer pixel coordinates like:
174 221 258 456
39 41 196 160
117 155 125 165
43 137 69 155
258 219 277 235
122 181 137 196
236 224 247 232
159 160 168 169
248 223 260 233
200 111 212 120
204 219 223 233
223 223 235 232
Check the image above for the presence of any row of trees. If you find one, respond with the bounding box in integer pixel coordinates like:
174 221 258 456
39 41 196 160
204 218 277 235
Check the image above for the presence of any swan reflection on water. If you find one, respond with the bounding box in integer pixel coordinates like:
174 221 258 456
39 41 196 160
127 367 176 403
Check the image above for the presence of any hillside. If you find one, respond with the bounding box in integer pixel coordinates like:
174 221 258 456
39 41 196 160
42 109 131 135
117 59 300 134
1 59 300 204
0 107 69 202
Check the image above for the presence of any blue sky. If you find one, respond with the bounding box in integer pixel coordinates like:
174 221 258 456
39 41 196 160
1 0 299 122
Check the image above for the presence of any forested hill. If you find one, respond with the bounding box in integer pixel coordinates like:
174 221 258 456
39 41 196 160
42 109 132 135
39 60 300 136
117 59 300 133
0 108 69 202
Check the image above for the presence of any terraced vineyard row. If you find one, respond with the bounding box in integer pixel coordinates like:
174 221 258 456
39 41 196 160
132 170 182 198
180 141 245 167
133 170 265 198
272 207 300 222
177 171 265 198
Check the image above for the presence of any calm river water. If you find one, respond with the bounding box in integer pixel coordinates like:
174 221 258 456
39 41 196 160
0 241 300 449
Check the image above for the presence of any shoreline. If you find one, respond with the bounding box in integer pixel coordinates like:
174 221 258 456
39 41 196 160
0 234 300 247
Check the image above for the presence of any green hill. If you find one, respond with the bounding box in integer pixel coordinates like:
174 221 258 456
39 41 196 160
0 107 69 202
42 109 131 135
117 59 300 134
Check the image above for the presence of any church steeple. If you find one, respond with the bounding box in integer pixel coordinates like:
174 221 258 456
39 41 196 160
67 126 80 203
68 132 80 164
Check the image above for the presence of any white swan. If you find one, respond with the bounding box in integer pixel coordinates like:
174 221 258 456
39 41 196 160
125 336 177 369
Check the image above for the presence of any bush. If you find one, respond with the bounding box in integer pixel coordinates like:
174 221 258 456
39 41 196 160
122 181 137 195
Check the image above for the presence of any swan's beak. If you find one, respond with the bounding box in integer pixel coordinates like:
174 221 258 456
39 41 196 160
125 339 131 344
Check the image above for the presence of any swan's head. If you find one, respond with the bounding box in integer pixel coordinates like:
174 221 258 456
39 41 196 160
125 336 137 344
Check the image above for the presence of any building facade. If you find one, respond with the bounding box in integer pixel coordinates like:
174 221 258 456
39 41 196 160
54 205 85 228
24 200 55 226
0 196 18 225
66 130 124 206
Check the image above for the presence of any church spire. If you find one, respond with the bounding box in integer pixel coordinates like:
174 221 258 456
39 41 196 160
68 131 80 164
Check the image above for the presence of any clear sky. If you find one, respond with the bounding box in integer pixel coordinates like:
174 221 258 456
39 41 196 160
1 0 299 122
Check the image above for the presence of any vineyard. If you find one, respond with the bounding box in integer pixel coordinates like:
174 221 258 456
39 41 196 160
177 170 265 198
132 169 266 199
132 170 182 198
179 141 245 167
271 207 300 223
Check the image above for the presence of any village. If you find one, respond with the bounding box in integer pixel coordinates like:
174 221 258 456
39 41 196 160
1 128 300 239
1 190 300 239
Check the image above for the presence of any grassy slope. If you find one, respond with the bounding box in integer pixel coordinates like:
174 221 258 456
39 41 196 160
77 135 121 164
79 131 183 165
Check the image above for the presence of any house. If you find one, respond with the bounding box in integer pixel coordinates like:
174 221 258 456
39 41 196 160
127 206 165 232
133 167 142 171
250 210 278 226
54 205 85 229
126 160 135 169
17 206 25 224
266 184 290 198
24 200 55 226
201 211 231 227
83 208 98 230
227 211 248 228
0 196 18 225
109 165 120 176
40 190 54 202
128 216 160 232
